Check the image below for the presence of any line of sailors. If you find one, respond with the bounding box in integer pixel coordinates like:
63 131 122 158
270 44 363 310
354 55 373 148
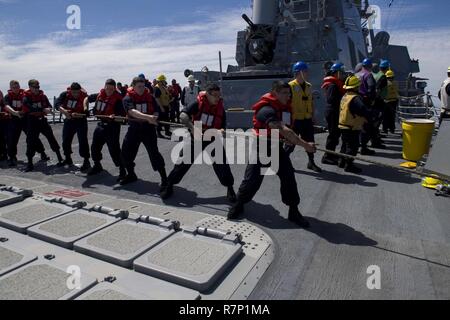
0 60 400 229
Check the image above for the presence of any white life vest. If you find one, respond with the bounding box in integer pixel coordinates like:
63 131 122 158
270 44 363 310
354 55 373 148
440 78 450 111
183 85 200 107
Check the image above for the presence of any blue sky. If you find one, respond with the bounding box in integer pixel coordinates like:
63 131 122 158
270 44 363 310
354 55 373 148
0 0 449 100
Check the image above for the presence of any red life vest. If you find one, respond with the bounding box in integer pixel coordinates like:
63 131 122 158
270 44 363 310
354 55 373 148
23 89 50 116
95 89 123 116
252 93 292 137
126 87 155 115
63 88 88 114
6 89 25 111
192 92 225 130
321 76 345 95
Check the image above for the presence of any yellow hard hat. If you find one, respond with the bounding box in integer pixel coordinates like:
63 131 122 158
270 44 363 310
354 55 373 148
343 75 361 90
386 70 395 78
422 176 443 189
156 74 167 82
448 66 450 72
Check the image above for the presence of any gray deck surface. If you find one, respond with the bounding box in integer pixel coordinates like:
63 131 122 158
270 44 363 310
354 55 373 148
1 121 449 300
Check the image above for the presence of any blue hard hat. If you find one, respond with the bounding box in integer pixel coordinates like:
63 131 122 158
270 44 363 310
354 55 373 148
362 58 372 67
293 61 308 73
379 59 390 69
138 73 145 79
330 63 345 73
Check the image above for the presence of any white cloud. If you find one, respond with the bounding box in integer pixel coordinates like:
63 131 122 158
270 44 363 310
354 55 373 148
389 27 450 98
0 8 250 98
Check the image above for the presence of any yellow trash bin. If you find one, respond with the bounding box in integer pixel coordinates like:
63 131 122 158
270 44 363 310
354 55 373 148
402 119 435 161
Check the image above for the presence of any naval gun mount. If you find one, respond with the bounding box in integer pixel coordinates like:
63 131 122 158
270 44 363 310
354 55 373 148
189 0 428 129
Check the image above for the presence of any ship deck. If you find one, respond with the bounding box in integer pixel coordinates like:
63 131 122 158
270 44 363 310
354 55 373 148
1 121 449 300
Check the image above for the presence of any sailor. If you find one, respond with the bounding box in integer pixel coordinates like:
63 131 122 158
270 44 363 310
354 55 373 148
0 89 7 162
357 58 378 155
377 59 392 136
3 81 49 167
22 79 64 172
228 81 316 228
321 63 346 165
154 74 172 138
338 75 373 173
382 70 400 134
285 61 322 173
85 79 127 180
120 77 168 187
181 75 200 111
55 82 91 171
169 79 182 123
138 74 153 93
160 83 236 202
438 66 450 123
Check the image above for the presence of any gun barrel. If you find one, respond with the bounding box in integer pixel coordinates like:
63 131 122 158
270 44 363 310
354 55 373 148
242 14 255 28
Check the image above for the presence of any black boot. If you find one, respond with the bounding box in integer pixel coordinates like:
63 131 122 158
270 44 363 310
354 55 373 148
307 161 322 173
120 170 138 185
288 206 310 228
62 156 74 167
360 147 376 156
25 159 34 172
8 157 17 167
160 183 174 200
0 154 7 162
87 162 104 176
117 166 127 182
80 159 91 172
227 186 237 203
321 154 339 166
227 202 244 220
40 152 50 162
56 151 64 167
158 168 168 191
338 157 347 168
345 162 363 174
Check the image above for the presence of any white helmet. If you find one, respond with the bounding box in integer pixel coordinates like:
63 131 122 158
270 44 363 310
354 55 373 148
187 75 196 82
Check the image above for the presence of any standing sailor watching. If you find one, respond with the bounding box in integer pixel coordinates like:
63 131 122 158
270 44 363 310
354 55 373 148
85 79 127 180
286 61 322 173
338 76 373 173
181 75 200 112
120 77 168 187
357 58 378 155
228 81 316 228
382 70 400 134
22 79 64 172
438 66 450 123
154 74 172 138
169 79 182 123
160 83 236 202
55 83 91 171
321 63 346 165
3 81 49 167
